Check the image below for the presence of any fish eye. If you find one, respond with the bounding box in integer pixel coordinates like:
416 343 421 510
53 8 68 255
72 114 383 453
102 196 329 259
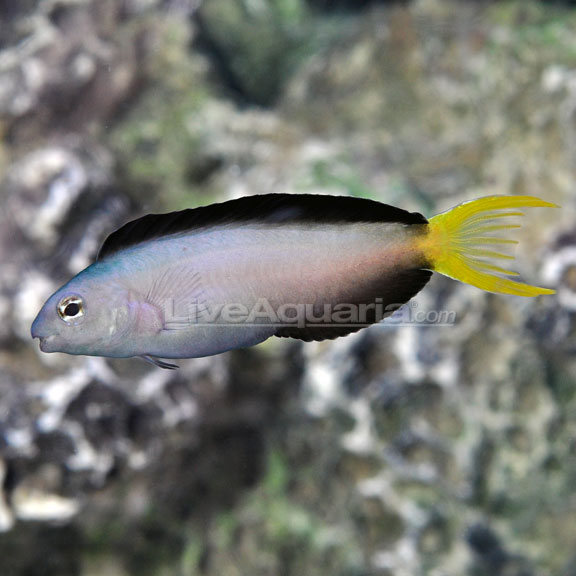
57 296 84 323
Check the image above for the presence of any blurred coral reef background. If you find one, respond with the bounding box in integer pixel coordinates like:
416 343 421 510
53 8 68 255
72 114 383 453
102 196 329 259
1 0 576 574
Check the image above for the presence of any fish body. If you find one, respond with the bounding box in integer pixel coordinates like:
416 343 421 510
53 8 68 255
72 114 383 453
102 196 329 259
31 194 556 368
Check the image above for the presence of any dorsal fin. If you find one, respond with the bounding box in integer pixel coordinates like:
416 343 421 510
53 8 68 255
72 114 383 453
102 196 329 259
97 193 427 260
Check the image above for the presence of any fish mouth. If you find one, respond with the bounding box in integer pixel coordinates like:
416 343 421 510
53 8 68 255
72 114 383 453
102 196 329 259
31 317 58 352
39 336 54 352
34 335 58 353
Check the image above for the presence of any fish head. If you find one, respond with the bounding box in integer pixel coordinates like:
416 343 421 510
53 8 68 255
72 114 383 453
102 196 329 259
31 267 136 358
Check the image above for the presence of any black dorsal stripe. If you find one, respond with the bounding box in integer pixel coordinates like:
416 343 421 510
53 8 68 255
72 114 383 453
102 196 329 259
97 193 427 260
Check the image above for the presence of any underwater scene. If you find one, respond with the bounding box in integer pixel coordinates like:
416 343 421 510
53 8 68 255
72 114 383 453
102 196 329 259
1 0 576 574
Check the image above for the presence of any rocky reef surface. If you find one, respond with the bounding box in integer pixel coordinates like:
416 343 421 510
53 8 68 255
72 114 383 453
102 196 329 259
1 1 576 575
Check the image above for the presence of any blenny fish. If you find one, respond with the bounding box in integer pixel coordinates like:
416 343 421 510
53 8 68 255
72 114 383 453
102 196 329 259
31 194 556 369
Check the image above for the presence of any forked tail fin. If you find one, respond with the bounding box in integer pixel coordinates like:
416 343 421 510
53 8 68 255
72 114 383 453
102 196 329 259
420 196 557 296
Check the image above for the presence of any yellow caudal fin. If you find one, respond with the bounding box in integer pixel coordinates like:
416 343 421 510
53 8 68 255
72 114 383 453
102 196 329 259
420 196 558 297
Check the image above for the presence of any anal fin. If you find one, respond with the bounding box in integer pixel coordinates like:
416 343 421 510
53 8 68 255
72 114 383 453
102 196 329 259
274 269 432 342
